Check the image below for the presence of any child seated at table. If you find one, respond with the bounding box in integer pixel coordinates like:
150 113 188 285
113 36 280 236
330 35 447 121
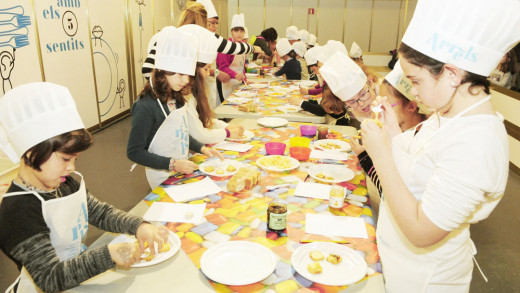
0 82 168 292
274 38 301 80
216 13 247 99
292 41 309 80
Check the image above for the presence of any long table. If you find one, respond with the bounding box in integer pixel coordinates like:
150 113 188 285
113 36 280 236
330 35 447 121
70 119 384 292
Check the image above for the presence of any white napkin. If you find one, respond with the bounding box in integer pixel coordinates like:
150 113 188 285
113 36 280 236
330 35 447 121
310 149 349 161
163 177 221 202
143 202 206 223
294 181 331 200
213 141 253 152
305 214 368 239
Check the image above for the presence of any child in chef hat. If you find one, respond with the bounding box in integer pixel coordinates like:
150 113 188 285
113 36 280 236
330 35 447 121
0 82 168 292
292 41 308 80
349 41 363 65
360 0 520 291
286 25 299 45
308 34 317 48
298 29 310 46
274 38 301 80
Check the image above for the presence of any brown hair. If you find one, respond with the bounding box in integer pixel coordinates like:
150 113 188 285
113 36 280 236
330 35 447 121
23 129 92 171
139 69 192 104
498 50 517 74
398 42 490 95
192 63 214 128
178 2 207 27
381 79 427 120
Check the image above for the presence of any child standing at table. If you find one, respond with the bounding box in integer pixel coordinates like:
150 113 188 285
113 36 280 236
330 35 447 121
286 26 299 45
292 41 309 80
274 38 301 80
216 13 247 99
0 82 168 292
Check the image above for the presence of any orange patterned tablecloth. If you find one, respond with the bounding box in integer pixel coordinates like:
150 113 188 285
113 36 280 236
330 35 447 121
143 122 380 292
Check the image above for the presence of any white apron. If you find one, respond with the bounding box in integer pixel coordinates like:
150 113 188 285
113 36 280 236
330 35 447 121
378 96 491 293
145 99 189 189
206 61 219 109
5 172 88 293
222 54 245 99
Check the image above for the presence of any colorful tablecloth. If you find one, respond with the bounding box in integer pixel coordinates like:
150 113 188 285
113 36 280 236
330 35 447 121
143 122 381 292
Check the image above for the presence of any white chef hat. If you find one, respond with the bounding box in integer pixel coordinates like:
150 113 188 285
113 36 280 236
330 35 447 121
292 41 307 57
385 61 431 114
286 26 299 41
276 38 293 57
349 41 362 58
244 27 249 39
230 14 245 30
308 34 317 46
402 0 520 77
320 51 367 102
0 82 85 163
298 30 310 44
147 31 160 56
155 26 199 76
304 45 321 66
197 0 218 19
317 40 348 64
179 24 218 64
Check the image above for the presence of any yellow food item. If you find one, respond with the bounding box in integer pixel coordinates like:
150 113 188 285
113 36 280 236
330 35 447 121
310 250 324 261
326 253 342 264
215 169 225 174
316 173 326 179
204 166 215 172
159 242 171 253
259 156 294 169
227 167 261 192
307 262 323 274
325 176 335 181
226 165 237 172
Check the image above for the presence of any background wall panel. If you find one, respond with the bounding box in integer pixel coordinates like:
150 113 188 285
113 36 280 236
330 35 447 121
237 0 263 40
317 0 346 45
344 0 373 52
153 0 173 32
265 0 291 41
292 0 318 35
370 0 401 52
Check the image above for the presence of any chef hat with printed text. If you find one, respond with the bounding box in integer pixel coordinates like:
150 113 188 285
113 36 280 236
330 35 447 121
292 41 307 58
276 38 293 57
304 46 321 66
230 14 245 30
298 30 310 44
320 51 367 102
308 34 317 46
317 40 348 64
155 26 199 75
286 26 299 40
350 41 362 58
0 82 85 163
197 0 218 19
179 24 219 64
402 0 520 76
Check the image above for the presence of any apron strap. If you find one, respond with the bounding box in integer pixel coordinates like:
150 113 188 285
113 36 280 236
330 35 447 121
156 99 168 118
2 190 44 202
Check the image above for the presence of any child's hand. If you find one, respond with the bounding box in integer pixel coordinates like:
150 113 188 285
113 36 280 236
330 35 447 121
299 86 309 95
288 96 303 106
349 138 366 156
135 224 169 256
108 242 141 269
235 73 245 81
226 125 244 139
201 146 224 161
174 159 199 174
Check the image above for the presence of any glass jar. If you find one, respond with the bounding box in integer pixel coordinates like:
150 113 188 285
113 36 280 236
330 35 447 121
267 199 287 233
329 185 346 209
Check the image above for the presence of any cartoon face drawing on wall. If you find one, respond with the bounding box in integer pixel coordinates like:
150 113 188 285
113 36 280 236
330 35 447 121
0 48 15 93
92 25 103 46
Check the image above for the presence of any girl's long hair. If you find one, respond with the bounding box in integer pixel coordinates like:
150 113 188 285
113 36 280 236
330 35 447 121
192 63 214 128
178 2 207 27
139 69 193 104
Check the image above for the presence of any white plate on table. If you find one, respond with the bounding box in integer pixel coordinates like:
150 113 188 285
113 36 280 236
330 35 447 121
277 105 301 113
200 241 277 285
226 97 252 105
297 80 316 88
199 159 243 177
257 117 288 128
110 231 180 268
308 164 355 183
233 91 257 98
314 139 352 152
226 130 255 142
245 73 258 77
257 155 299 172
248 83 268 89
291 242 367 286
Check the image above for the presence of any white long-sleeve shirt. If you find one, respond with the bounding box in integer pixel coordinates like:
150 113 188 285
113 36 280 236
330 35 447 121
185 94 228 144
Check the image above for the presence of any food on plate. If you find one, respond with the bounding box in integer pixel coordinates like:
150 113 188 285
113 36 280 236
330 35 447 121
326 253 342 264
238 103 258 113
319 142 341 149
310 250 324 261
226 165 237 172
204 166 215 172
325 176 335 181
259 156 294 170
307 262 323 274
315 172 335 181
138 241 171 262
227 167 261 192
316 173 326 179
215 169 225 174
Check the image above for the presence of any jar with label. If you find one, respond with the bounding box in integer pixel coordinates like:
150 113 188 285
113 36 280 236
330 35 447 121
267 199 287 233
329 185 346 209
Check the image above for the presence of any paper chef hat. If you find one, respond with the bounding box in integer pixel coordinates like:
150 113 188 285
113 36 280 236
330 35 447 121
197 0 218 19
276 38 293 57
179 24 219 64
231 14 245 30
0 82 85 163
402 0 520 76
385 61 431 114
350 41 362 58
298 30 310 44
155 26 199 75
292 41 307 57
286 26 299 40
317 40 348 64
244 27 248 39
304 46 321 66
320 51 367 102
308 34 317 46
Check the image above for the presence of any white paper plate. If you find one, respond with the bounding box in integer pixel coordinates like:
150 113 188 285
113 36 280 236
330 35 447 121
291 242 367 286
314 139 352 152
308 164 355 183
226 130 255 142
233 91 257 98
226 97 252 105
110 231 181 268
199 159 243 177
245 73 258 77
297 80 317 88
248 83 268 89
257 155 299 172
200 241 277 285
257 117 288 128
277 105 301 113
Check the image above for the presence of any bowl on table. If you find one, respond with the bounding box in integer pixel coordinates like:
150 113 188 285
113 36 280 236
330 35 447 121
265 142 286 155
290 136 311 148
289 146 311 161
300 125 317 138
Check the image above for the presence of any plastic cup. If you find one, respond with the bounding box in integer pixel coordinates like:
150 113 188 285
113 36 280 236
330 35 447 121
290 136 311 148
300 125 317 138
265 142 286 155
289 146 311 161
317 126 329 140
